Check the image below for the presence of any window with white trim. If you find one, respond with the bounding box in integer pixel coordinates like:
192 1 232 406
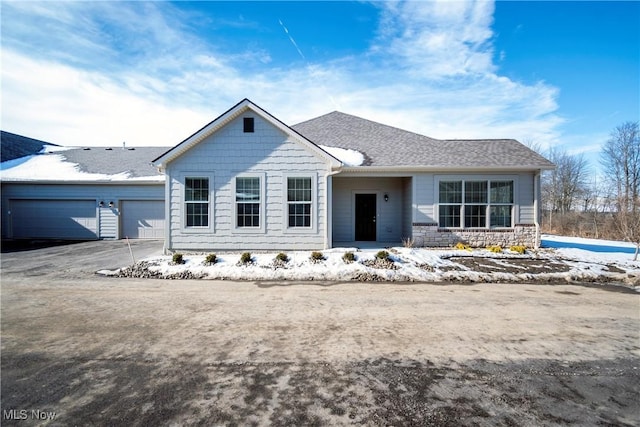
287 177 312 228
438 180 513 228
236 177 261 227
185 177 209 227
489 181 514 227
438 181 462 228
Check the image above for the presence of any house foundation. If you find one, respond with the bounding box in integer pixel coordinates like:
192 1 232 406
412 223 537 248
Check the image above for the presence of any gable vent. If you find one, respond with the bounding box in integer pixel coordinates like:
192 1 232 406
243 117 255 133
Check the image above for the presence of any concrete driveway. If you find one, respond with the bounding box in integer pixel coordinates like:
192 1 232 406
1 241 639 426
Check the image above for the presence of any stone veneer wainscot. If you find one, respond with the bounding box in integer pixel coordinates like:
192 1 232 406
412 223 537 248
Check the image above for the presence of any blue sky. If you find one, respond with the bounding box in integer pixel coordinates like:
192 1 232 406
1 1 638 174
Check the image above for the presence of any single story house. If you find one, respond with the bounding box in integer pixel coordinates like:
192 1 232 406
152 99 554 251
1 100 553 250
1 131 166 240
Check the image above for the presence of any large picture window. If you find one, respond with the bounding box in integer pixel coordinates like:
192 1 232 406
185 177 209 227
236 177 261 227
438 179 513 228
287 177 312 228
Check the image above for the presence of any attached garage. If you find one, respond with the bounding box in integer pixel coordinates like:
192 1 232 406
1 141 168 242
120 200 164 239
10 199 97 239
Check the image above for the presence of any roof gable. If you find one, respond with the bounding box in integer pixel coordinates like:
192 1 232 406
293 111 555 170
152 98 341 170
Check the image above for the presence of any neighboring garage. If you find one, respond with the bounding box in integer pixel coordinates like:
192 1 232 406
10 199 98 239
3 184 166 241
120 200 165 239
1 132 168 241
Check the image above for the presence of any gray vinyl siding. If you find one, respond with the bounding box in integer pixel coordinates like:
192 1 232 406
413 174 435 223
99 207 118 238
166 115 329 251
1 182 164 239
516 172 535 224
401 177 413 239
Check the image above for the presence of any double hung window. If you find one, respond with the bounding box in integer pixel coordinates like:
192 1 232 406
236 177 261 228
287 177 312 228
185 177 209 227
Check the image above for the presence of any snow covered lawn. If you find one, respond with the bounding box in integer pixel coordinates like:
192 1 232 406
102 241 640 290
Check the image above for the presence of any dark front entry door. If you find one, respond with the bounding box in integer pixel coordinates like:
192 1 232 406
355 193 376 241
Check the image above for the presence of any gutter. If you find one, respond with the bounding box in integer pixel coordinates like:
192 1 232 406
0 179 165 185
339 165 556 175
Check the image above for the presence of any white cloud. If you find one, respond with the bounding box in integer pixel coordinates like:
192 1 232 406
373 0 496 78
1 0 563 151
1 50 209 146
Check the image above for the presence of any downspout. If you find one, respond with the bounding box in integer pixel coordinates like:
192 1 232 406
160 164 171 255
534 170 541 249
324 168 342 249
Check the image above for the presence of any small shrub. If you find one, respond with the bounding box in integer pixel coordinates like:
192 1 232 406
375 250 390 260
275 252 289 263
310 251 325 262
342 251 356 263
204 253 217 265
487 245 503 253
455 242 471 251
402 237 415 248
172 253 184 265
509 245 527 254
239 252 253 265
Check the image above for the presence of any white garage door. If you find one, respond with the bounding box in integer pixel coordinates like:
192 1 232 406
120 200 164 239
11 199 97 239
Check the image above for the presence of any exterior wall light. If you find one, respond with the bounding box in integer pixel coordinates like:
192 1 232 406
98 201 104 208
109 201 115 208
384 194 389 202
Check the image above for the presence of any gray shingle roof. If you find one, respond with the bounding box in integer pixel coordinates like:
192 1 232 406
293 111 554 169
1 131 58 162
58 146 166 177
1 130 166 178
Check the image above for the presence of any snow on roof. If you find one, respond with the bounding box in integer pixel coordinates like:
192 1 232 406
294 111 555 169
0 130 60 162
0 150 165 182
319 145 365 167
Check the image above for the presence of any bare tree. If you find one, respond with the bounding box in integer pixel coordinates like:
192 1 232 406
542 148 590 215
601 121 640 259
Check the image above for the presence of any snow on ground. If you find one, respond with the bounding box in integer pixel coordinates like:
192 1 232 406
102 242 640 290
